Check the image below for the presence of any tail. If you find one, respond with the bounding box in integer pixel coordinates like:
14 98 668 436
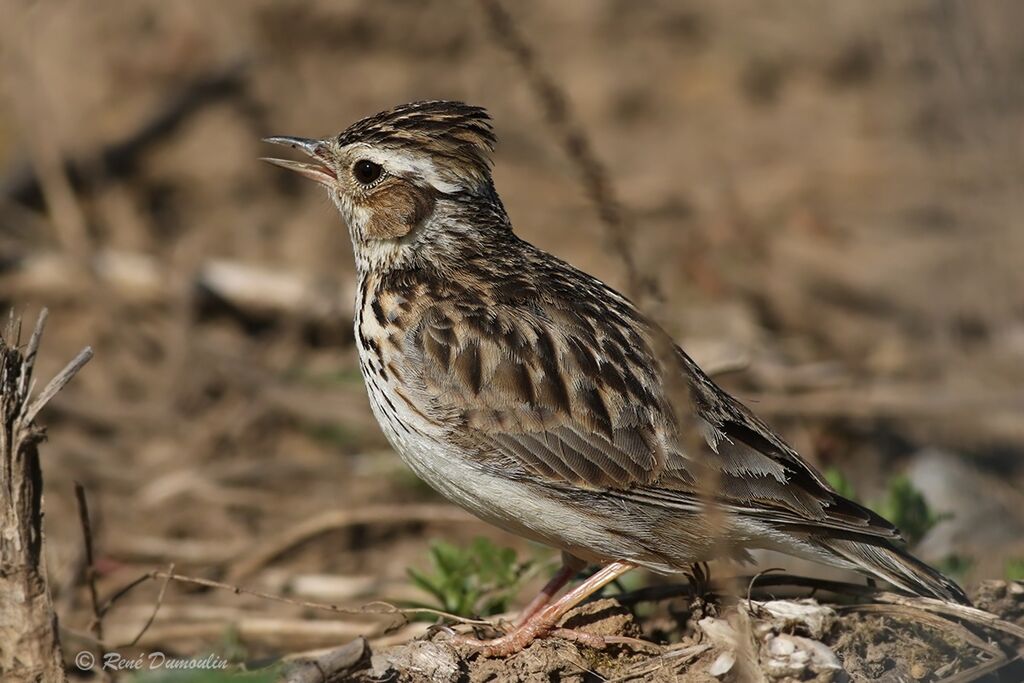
818 537 971 605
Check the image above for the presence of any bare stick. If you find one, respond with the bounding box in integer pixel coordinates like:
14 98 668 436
1 310 91 682
24 346 94 425
23 308 47 372
129 563 174 647
872 591 1024 641
98 569 494 629
74 482 110 683
120 619 373 651
281 638 367 683
74 483 103 643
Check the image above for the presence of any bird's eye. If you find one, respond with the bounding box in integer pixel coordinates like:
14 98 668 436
353 159 383 185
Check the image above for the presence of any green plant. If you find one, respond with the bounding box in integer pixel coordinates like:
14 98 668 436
936 553 974 580
216 625 248 665
824 469 948 546
406 538 530 619
1005 558 1024 582
305 422 360 449
824 467 857 500
874 475 949 546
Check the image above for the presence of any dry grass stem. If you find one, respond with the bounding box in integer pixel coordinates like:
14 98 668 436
73 482 110 682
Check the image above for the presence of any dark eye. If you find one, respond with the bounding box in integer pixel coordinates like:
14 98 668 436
353 159 383 185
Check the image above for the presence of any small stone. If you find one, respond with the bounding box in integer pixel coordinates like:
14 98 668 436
763 633 841 679
708 651 736 677
699 616 740 648
769 636 796 656
755 598 836 639
370 641 460 683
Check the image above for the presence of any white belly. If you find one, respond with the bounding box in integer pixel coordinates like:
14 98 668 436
363 372 620 561
353 284 624 564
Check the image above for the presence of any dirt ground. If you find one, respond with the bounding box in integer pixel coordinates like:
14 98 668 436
1 1 1023 681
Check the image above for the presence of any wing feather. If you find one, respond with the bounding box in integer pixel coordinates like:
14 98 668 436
405 264 898 544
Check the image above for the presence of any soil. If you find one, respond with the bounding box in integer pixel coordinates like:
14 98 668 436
328 585 1024 682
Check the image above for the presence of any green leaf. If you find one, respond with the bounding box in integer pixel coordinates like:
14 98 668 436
407 567 443 603
824 467 858 501
875 475 948 546
827 469 949 548
936 553 974 580
403 537 527 619
1005 558 1024 582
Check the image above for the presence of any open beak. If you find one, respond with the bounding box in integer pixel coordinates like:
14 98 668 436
261 136 337 187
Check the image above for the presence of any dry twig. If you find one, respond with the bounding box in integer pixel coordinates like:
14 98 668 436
98 568 494 635
129 563 175 647
74 482 111 683
0 309 92 682
280 638 367 683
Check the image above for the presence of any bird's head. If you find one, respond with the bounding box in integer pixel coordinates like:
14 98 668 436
263 101 509 273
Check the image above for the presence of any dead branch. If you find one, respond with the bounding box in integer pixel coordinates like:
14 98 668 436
281 637 367 683
128 563 175 647
872 591 1024 641
98 568 493 633
0 309 92 682
25 347 94 425
74 482 110 683
116 618 375 651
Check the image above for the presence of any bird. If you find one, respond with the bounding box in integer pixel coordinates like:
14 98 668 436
262 100 969 655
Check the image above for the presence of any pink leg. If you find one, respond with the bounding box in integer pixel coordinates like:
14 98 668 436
515 553 584 626
450 560 636 657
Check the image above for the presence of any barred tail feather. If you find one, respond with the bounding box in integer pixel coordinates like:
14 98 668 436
819 538 971 605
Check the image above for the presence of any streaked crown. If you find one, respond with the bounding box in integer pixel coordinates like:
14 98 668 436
337 101 496 188
263 101 508 273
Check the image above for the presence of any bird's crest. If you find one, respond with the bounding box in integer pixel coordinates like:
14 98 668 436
337 101 496 186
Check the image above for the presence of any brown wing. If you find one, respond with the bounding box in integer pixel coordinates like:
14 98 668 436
412 295 670 489
404 259 893 541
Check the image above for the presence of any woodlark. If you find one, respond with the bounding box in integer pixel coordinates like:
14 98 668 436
263 101 968 654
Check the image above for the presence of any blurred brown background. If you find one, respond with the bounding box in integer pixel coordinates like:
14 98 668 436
1 0 1023 664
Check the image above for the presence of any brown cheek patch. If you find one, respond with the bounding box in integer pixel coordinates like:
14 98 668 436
365 184 436 240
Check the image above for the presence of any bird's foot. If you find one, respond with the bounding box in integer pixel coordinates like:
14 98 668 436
684 562 720 617
445 617 551 657
685 562 712 598
445 560 640 657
